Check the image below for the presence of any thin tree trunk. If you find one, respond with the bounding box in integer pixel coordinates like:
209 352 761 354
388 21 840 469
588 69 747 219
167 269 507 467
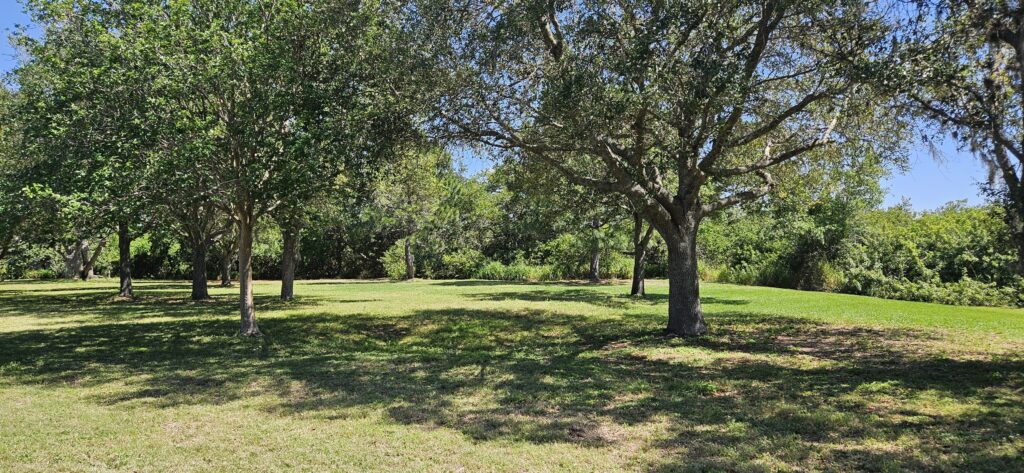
661 212 707 337
220 251 233 287
1016 230 1024 278
0 227 17 261
237 206 261 336
280 224 298 301
80 237 108 281
404 237 415 280
631 255 646 296
589 246 601 282
190 241 210 300
631 213 654 296
1010 200 1024 277
118 222 133 297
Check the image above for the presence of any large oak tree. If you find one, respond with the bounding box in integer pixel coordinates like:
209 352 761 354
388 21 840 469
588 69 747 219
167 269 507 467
422 0 893 335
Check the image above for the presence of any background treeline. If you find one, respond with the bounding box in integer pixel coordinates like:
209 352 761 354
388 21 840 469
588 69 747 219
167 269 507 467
4 149 1021 307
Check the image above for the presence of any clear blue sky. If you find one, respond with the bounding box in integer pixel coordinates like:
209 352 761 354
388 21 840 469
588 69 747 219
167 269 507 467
0 0 992 211
0 0 31 80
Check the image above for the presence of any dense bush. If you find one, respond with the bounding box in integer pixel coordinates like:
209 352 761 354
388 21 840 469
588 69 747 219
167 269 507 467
438 249 486 279
381 240 408 280
700 201 1023 307
474 260 554 282
23 268 58 280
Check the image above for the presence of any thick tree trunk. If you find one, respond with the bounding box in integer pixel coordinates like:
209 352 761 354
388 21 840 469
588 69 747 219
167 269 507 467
280 224 298 301
80 238 107 281
237 207 261 336
589 246 601 282
117 222 133 297
190 242 210 300
64 240 86 279
404 237 415 280
661 213 707 337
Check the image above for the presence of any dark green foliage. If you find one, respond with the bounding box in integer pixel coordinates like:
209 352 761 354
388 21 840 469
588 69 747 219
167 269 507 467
700 201 1024 307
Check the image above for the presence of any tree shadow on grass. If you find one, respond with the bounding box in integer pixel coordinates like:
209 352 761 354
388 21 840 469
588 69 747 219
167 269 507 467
0 302 1020 471
0 282 321 323
434 279 623 287
468 289 749 309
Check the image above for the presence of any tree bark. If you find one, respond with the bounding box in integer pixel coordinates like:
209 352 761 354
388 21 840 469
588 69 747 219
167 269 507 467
64 240 86 279
280 224 298 301
237 205 261 336
80 237 108 281
630 213 654 296
654 209 707 337
1008 196 1024 277
0 229 18 261
190 241 210 300
118 222 134 297
588 246 601 282
220 251 233 287
404 237 415 280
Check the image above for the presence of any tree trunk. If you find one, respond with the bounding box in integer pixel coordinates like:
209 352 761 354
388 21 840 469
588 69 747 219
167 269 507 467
237 206 261 336
190 241 210 300
661 213 707 337
404 237 415 280
220 252 233 287
0 229 17 261
630 213 654 296
1010 200 1024 277
80 237 107 281
64 240 86 279
118 222 133 297
280 224 298 301
589 246 601 282
1016 228 1024 278
630 256 646 296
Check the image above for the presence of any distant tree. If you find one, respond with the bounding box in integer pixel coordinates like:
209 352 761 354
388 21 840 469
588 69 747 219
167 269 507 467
144 0 414 335
372 148 449 280
628 209 656 296
14 0 156 295
423 0 894 335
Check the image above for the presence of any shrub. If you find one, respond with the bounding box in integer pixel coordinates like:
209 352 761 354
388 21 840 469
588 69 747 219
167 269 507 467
716 260 794 288
858 276 1019 307
438 249 486 279
381 240 408 280
601 253 632 279
698 262 726 282
24 268 58 280
475 260 553 281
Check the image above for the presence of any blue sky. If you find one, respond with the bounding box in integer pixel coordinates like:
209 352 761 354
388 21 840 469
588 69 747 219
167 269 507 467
0 0 991 211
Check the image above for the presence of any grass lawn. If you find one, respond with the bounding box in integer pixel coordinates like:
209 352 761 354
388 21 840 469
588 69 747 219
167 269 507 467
0 279 1021 472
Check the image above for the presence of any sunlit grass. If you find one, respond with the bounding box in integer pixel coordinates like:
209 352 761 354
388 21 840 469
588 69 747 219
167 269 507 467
0 279 1021 472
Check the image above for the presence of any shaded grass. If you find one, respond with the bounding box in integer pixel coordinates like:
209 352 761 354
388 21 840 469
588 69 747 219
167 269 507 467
0 279 1022 472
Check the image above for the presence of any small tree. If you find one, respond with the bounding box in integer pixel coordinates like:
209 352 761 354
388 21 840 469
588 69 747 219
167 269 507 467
372 148 448 280
146 0 413 334
14 0 156 295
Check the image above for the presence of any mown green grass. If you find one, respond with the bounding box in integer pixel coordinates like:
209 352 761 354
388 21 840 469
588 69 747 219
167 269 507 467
0 279 1021 472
